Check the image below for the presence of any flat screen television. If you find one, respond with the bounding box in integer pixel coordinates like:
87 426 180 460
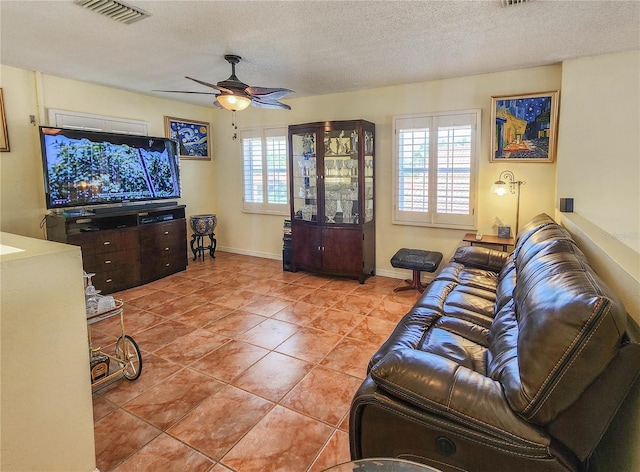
39 126 181 211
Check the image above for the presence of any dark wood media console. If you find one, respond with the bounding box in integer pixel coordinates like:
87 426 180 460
46 204 187 294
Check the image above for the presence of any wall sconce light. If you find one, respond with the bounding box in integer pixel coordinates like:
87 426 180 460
491 170 526 235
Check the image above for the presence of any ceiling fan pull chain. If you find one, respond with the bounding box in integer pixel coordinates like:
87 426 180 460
231 111 238 140
231 110 242 131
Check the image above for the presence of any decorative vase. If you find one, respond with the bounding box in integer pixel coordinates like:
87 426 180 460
325 199 337 223
301 205 313 221
190 214 217 236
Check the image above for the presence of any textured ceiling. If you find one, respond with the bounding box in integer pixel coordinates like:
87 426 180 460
1 0 639 107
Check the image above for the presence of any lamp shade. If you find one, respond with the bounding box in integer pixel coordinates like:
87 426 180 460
491 180 508 196
216 94 251 111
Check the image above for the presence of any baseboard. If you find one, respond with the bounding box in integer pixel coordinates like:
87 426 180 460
216 247 439 282
379 267 440 282
217 245 281 261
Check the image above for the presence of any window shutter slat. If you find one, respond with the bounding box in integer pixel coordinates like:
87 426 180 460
243 137 263 203
241 127 288 214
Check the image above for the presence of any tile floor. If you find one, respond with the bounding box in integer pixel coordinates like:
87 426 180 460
91 251 420 472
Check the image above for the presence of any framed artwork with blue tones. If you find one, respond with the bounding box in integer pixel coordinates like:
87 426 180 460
164 116 210 160
490 91 559 162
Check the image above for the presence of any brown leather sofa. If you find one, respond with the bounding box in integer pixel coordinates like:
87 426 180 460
350 213 640 472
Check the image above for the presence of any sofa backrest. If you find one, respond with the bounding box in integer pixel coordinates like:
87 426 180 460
489 215 628 426
513 212 556 256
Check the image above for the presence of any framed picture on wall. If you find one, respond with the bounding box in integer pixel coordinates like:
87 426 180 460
490 91 559 162
0 88 10 152
164 116 210 160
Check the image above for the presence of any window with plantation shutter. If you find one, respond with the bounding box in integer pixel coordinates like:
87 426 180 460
241 127 288 214
393 110 480 229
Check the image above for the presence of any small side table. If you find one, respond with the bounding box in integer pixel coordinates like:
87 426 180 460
189 214 217 261
463 233 514 252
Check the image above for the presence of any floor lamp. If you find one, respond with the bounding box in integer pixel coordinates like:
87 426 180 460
491 170 525 236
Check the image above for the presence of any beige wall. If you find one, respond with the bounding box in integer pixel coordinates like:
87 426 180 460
214 65 561 276
556 50 639 321
557 50 640 253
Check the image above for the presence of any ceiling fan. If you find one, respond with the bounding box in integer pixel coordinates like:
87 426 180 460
155 54 293 111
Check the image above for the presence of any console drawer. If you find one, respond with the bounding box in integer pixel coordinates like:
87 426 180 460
90 266 141 293
83 248 140 274
140 220 186 248
68 228 138 254
141 247 187 282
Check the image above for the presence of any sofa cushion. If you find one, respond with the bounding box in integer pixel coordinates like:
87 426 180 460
369 348 553 445
435 260 501 295
515 224 585 272
502 247 628 425
420 318 489 373
495 255 516 314
452 245 509 272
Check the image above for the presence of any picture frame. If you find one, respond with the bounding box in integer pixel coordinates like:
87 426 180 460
0 88 10 152
164 116 210 160
490 91 559 162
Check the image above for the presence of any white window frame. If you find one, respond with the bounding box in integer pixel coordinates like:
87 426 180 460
48 108 149 135
240 126 289 215
392 109 480 230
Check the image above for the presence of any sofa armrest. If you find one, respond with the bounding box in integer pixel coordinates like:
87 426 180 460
370 348 547 443
453 245 509 272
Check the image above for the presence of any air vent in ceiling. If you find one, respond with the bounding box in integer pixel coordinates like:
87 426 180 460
501 0 529 6
74 0 151 24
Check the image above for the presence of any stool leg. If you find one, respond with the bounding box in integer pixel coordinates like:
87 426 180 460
413 270 428 293
190 234 198 261
209 233 216 258
393 269 428 293
199 236 205 261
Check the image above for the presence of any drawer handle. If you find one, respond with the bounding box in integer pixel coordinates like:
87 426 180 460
165 263 170 267
103 241 111 245
164 231 169 235
104 260 112 264
106 279 113 283
165 247 170 251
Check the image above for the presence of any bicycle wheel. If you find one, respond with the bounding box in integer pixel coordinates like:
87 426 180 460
115 335 142 380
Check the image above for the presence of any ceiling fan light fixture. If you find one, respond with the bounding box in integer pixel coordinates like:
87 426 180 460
216 93 252 111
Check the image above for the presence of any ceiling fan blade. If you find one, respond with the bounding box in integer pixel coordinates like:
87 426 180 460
246 87 294 100
153 89 219 96
250 96 292 110
185 76 233 94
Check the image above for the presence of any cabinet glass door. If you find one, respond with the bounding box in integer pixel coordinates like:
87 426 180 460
364 130 374 223
323 128 359 224
292 132 318 222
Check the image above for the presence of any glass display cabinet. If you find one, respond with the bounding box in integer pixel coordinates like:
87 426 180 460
288 120 375 282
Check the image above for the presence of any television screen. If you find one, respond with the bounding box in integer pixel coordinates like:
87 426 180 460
40 126 181 210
